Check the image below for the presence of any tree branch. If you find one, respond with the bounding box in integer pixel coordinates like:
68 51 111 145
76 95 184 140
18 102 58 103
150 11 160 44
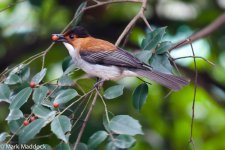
115 0 152 46
85 0 142 11
169 12 225 51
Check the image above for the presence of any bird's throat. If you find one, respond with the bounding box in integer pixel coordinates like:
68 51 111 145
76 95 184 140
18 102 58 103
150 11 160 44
63 42 80 65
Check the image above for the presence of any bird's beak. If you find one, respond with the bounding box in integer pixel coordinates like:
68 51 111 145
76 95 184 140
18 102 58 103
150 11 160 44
51 34 67 42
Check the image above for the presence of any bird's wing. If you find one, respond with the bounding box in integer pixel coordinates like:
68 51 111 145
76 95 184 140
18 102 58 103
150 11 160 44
80 49 146 69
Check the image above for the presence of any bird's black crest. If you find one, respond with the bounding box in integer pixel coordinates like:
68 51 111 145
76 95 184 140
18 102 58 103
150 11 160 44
64 26 90 38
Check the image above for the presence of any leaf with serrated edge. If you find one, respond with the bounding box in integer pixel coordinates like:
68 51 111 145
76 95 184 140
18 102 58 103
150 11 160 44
9 87 32 109
103 85 124 99
51 115 71 143
109 115 143 136
19 119 45 143
132 83 148 112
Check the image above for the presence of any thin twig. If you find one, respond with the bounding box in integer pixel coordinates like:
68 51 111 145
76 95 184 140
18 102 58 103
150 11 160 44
71 92 94 129
74 90 99 150
85 0 142 11
173 56 215 66
115 0 150 46
96 90 110 123
188 40 197 150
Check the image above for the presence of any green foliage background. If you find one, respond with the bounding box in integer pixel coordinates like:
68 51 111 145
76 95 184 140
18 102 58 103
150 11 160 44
0 0 225 149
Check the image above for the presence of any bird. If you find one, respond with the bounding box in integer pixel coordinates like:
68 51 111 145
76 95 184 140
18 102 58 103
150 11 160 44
51 26 189 91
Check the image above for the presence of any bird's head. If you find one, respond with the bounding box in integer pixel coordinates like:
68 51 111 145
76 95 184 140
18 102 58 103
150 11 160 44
51 26 90 45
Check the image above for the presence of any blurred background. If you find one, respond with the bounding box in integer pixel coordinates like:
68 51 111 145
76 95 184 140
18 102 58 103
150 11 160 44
0 0 225 149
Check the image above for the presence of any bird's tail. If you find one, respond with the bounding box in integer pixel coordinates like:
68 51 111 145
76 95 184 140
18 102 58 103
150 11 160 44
135 69 189 91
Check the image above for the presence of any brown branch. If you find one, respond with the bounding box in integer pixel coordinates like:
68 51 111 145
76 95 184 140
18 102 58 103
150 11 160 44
84 0 142 11
169 12 225 51
74 90 98 150
188 41 197 150
115 0 152 46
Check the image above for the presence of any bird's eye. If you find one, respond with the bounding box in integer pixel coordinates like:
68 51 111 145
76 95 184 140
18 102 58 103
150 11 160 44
69 34 75 39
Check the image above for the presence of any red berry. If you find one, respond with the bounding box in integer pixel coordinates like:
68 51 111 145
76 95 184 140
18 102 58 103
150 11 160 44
23 120 29 126
30 81 36 88
52 35 59 41
30 116 36 122
53 102 59 108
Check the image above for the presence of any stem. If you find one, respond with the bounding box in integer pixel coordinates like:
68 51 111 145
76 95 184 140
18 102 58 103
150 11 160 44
173 56 215 66
73 90 98 150
188 40 197 150
115 0 150 46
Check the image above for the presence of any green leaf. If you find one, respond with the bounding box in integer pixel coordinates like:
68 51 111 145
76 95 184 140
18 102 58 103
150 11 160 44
72 2 87 27
109 115 143 136
19 118 45 143
6 109 24 121
87 131 108 149
135 50 152 65
155 41 172 54
32 105 56 121
58 75 74 86
62 56 77 75
4 74 21 85
132 83 148 112
149 53 173 74
0 84 10 103
105 142 118 150
32 68 47 84
54 89 78 104
32 86 48 104
77 143 88 150
113 135 136 149
8 119 24 134
141 27 167 50
9 87 32 109
0 132 10 142
103 85 124 99
51 115 72 143
55 143 71 150
18 65 30 82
